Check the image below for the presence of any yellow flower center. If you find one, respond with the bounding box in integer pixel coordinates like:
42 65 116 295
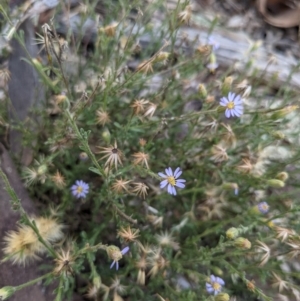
227 101 235 109
76 186 83 193
111 250 122 261
167 176 176 186
212 282 221 291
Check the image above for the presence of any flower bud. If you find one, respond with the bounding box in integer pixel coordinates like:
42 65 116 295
102 128 111 144
106 245 123 262
234 237 251 250
205 95 215 103
79 152 88 161
195 45 211 56
271 131 285 140
246 280 256 292
207 53 218 73
198 84 207 99
266 179 285 188
100 23 118 37
0 286 16 300
222 182 238 195
214 293 230 301
275 172 289 182
37 164 48 176
211 266 223 276
270 105 299 120
226 227 239 240
153 52 170 63
93 274 101 289
54 93 67 105
221 76 233 96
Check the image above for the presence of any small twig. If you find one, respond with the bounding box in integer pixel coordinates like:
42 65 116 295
112 204 137 225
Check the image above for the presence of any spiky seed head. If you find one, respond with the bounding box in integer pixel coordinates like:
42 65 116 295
51 170 66 189
117 226 140 243
112 179 131 194
96 109 111 126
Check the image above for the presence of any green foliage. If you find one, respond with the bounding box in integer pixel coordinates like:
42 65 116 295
1 1 300 301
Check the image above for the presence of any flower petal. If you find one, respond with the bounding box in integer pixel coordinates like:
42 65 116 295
228 92 235 101
160 179 168 188
167 184 173 195
210 275 216 282
158 172 167 178
225 109 231 118
110 261 116 269
171 186 177 195
216 277 225 286
174 168 182 178
220 97 228 105
176 182 185 188
121 246 130 255
165 167 172 176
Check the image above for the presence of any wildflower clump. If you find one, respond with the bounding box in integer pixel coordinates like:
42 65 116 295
1 0 300 300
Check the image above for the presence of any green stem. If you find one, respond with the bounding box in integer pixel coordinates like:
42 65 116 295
65 110 105 177
54 276 64 301
0 168 57 258
16 272 53 291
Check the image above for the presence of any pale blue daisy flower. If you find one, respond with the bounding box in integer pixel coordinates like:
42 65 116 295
71 180 89 198
208 37 220 51
206 275 225 295
220 92 243 118
258 202 269 214
110 246 130 270
158 167 186 196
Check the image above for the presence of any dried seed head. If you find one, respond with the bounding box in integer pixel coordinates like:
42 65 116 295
211 144 229 162
97 141 123 170
275 226 295 242
137 60 153 74
53 248 75 276
146 215 163 228
3 217 63 265
96 109 111 126
0 68 11 83
139 138 147 147
102 23 118 37
132 152 149 169
177 5 192 25
131 182 149 199
112 179 131 194
131 99 149 115
51 170 66 189
237 158 253 174
144 103 157 118
117 226 140 243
